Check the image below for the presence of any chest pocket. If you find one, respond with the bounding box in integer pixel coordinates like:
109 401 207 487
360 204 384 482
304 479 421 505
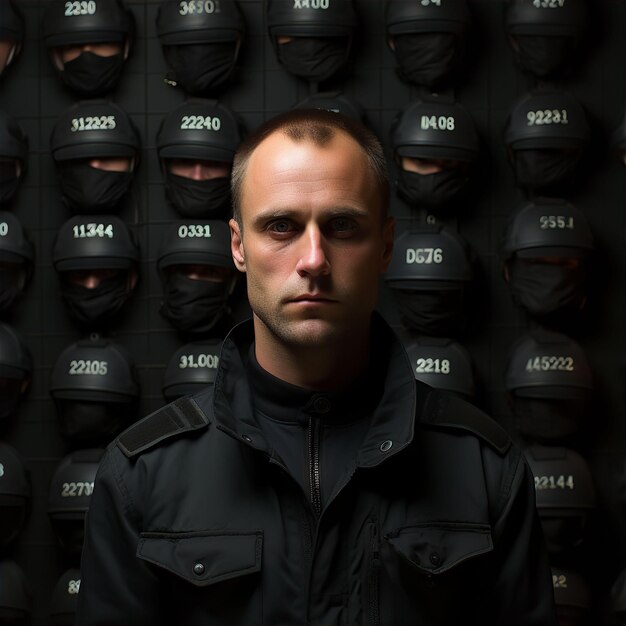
377 524 494 625
136 530 263 587
386 523 493 575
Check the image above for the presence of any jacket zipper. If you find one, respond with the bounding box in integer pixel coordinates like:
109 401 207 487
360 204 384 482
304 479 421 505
368 522 380 626
308 415 321 518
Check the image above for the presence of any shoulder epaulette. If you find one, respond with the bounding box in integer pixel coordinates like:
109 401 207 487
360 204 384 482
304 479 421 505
420 387 511 455
117 396 210 459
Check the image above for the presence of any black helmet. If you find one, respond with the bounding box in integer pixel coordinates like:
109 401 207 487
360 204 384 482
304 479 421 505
386 225 474 284
158 220 234 270
156 0 245 95
43 0 133 47
0 212 33 265
0 323 32 426
385 225 474 336
505 329 593 398
42 0 134 96
386 0 470 35
0 559 31 625
524 444 595 556
506 0 586 36
268 0 356 36
50 337 139 444
50 568 81 626
52 216 139 271
504 88 590 150
0 442 30 550
403 336 476 399
502 199 594 260
385 0 470 88
48 448 104 560
157 99 243 163
504 87 590 191
391 96 479 162
162 339 222 401
551 567 592 624
505 329 593 444
51 100 139 161
0 212 34 314
293 91 365 121
0 1 24 77
267 0 357 82
505 0 587 78
156 0 245 44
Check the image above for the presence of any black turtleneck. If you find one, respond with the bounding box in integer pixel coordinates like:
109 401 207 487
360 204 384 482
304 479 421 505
248 344 384 517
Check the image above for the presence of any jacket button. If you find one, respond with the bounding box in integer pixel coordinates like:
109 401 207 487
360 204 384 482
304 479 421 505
313 396 331 414
429 552 441 566
379 440 393 453
193 562 205 576
242 434 252 443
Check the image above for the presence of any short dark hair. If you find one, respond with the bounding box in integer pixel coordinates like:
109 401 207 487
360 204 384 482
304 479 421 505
231 108 390 225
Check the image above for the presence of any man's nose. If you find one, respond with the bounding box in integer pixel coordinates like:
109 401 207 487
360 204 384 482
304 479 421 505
84 275 100 289
189 163 205 181
296 227 330 277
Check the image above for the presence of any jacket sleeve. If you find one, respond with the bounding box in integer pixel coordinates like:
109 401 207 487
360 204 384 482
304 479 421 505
76 445 163 626
480 445 558 626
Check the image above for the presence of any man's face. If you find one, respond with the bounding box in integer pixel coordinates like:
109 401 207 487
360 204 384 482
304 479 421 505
230 130 394 350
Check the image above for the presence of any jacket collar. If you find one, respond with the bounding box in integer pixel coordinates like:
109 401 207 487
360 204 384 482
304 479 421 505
212 313 421 468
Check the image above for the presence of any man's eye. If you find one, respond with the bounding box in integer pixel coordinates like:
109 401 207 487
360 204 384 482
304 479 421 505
268 220 294 234
329 218 357 234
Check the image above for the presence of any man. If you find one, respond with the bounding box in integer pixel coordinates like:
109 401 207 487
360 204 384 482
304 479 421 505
77 109 557 625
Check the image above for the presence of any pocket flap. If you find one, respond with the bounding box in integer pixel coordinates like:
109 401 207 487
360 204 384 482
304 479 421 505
137 530 263 587
386 524 493 575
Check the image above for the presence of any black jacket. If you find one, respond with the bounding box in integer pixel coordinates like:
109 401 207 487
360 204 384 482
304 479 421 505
77 318 557 625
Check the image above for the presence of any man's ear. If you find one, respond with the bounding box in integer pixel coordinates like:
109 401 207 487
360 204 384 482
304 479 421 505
229 218 246 272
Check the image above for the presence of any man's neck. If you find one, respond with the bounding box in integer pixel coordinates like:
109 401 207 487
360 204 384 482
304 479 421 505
252 321 371 391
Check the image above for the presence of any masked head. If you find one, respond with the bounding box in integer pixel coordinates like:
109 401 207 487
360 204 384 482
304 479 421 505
502 200 594 324
385 0 471 89
157 99 244 218
391 96 479 213
504 88 590 193
505 329 594 444
156 0 245 95
52 216 140 328
505 0 587 78
0 111 27 208
0 212 34 315
158 221 237 335
0 323 31 430
267 0 356 83
43 0 134 96
51 100 139 213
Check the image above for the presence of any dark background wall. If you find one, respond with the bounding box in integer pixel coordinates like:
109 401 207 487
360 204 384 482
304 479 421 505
1 0 625 622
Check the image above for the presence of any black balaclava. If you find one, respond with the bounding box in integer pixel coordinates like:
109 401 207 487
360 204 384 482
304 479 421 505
60 271 134 327
58 161 133 213
163 174 231 218
396 164 471 209
60 50 125 97
160 270 233 334
276 36 350 82
0 265 27 314
164 42 239 95
392 287 465 337
512 148 583 193
507 257 587 319
392 32 460 88
0 160 19 206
